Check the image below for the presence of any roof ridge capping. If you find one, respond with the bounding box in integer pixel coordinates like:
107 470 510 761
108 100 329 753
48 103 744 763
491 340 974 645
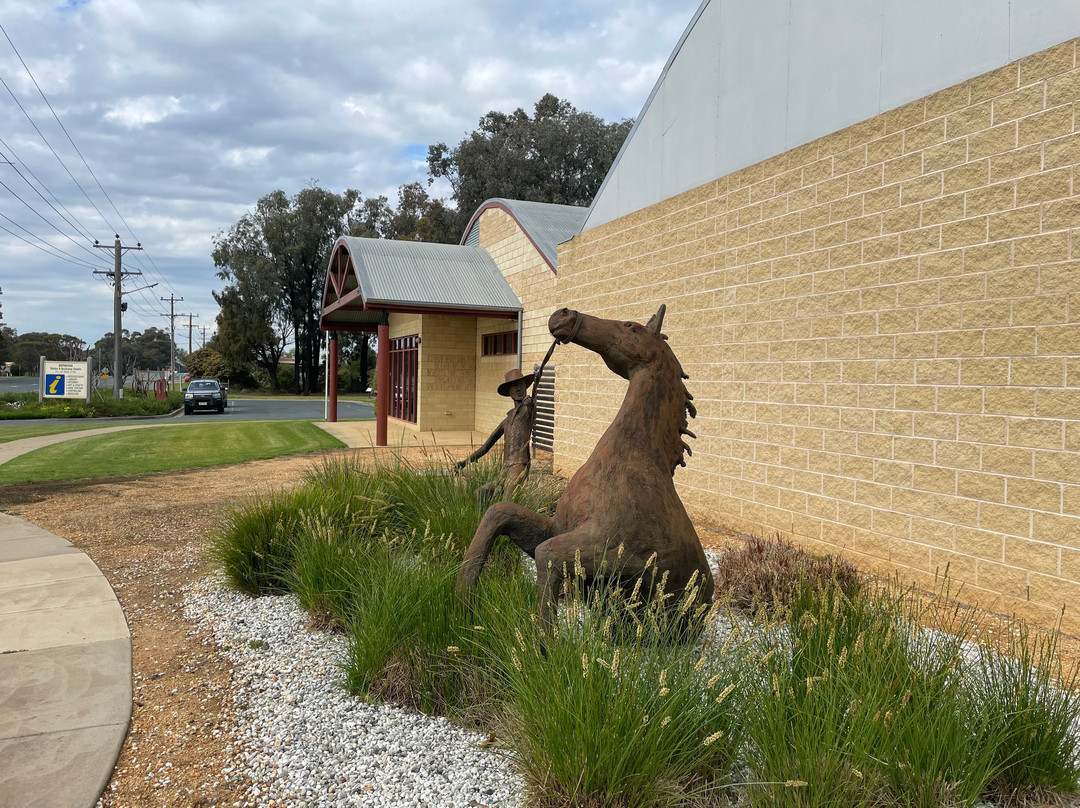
459 198 590 274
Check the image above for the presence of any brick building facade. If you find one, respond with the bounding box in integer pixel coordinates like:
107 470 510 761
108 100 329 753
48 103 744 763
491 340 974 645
553 35 1080 633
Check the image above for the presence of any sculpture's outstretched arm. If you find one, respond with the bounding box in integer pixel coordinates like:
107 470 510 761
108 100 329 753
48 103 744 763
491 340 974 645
455 422 504 469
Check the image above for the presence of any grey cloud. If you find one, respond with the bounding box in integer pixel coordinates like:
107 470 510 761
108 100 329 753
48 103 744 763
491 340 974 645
0 0 698 342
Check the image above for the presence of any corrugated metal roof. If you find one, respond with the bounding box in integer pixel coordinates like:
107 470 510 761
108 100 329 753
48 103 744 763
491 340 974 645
460 199 588 270
338 236 521 312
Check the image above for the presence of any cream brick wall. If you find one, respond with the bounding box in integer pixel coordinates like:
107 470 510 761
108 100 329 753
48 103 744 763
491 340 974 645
476 316 519 436
419 315 476 431
479 209 560 375
555 39 1080 633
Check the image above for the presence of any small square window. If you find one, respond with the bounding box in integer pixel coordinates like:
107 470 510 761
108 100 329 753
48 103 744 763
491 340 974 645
483 330 517 356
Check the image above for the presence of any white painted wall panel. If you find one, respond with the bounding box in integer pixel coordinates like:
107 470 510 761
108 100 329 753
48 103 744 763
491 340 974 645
785 0 883 149
583 0 1080 233
660 7 721 202
715 0 791 183
1011 0 1080 60
879 0 1011 110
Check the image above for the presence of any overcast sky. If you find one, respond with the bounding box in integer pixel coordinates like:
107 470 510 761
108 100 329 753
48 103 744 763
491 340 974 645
0 0 698 350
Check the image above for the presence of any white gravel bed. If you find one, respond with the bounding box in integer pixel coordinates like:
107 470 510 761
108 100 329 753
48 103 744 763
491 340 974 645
183 578 522 808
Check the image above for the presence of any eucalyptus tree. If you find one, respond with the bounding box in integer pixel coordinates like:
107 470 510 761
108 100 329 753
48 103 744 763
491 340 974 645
213 185 359 394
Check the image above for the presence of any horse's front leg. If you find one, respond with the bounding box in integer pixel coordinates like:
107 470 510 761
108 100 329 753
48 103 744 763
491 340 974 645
533 524 606 635
456 502 553 596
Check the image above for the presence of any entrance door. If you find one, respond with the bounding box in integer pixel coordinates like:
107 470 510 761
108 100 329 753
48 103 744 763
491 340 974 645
389 335 418 423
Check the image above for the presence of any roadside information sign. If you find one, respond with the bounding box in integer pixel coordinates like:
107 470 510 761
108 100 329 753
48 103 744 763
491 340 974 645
39 357 93 403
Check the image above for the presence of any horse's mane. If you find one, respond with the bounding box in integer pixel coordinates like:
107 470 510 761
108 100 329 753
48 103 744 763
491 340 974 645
656 329 697 473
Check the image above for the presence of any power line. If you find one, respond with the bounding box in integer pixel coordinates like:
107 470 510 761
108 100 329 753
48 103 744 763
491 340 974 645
0 68 121 238
0 135 101 243
0 24 182 301
0 175 111 265
2 25 136 249
0 23 182 300
0 212 103 269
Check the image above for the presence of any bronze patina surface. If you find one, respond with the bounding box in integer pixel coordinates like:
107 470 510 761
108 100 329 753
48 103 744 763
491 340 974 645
458 305 714 629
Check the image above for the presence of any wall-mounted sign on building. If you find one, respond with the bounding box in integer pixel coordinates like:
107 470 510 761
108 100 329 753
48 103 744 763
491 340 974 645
38 357 93 403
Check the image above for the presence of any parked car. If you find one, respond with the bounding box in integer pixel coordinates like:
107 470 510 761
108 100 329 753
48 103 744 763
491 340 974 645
184 379 228 414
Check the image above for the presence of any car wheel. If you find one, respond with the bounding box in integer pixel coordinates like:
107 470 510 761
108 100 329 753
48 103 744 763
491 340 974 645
184 406 192 415
218 404 225 414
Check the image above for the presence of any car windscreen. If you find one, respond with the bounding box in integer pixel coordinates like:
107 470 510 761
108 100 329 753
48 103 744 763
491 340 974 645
188 382 218 391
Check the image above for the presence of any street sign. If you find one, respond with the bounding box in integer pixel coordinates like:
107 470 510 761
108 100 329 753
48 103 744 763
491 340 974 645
39 357 93 403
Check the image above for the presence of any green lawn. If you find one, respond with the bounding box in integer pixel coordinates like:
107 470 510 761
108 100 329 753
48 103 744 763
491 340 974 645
0 421 345 484
0 423 118 444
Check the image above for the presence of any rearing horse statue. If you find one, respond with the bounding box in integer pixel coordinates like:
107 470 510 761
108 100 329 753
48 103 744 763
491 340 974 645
457 304 714 630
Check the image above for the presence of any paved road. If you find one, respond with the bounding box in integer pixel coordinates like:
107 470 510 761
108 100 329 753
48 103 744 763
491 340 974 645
0 394 373 427
184 397 374 421
0 377 39 394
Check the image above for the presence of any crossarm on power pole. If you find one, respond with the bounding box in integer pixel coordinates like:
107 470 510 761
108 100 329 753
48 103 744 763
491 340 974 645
93 234 143 399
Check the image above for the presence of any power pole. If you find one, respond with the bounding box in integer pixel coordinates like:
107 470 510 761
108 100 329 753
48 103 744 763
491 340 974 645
94 235 143 399
183 313 199 356
160 295 183 389
199 325 211 348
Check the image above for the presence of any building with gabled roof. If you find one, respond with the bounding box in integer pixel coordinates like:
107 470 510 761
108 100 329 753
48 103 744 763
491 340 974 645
320 1 1080 631
319 198 585 444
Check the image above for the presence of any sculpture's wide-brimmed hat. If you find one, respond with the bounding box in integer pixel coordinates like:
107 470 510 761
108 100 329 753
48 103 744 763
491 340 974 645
498 368 535 396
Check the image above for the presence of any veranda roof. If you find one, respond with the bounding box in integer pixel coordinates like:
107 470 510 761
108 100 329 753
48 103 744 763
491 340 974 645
320 236 522 332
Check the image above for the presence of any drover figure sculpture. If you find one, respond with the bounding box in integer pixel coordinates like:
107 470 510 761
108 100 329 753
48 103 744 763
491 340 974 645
457 304 714 630
456 345 555 500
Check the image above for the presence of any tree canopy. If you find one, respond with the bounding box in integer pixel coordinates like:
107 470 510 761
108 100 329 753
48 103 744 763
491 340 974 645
92 327 176 376
186 347 227 379
428 93 632 227
213 185 358 394
209 94 630 392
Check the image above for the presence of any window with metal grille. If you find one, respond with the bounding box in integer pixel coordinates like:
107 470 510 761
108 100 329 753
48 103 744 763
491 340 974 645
389 335 418 423
482 330 518 356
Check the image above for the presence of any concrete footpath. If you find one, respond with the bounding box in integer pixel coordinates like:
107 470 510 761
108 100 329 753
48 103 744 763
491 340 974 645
0 419 482 808
0 512 131 808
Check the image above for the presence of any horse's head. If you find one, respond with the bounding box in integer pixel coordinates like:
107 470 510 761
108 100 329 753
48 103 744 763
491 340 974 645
549 305 669 380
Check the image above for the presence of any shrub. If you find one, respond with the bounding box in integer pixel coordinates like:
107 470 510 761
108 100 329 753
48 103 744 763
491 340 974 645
208 487 363 595
746 582 1005 808
185 347 227 379
486 559 750 808
0 388 184 419
713 533 861 616
972 619 1080 803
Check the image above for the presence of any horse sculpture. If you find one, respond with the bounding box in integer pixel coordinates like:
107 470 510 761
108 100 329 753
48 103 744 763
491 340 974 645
457 304 715 630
